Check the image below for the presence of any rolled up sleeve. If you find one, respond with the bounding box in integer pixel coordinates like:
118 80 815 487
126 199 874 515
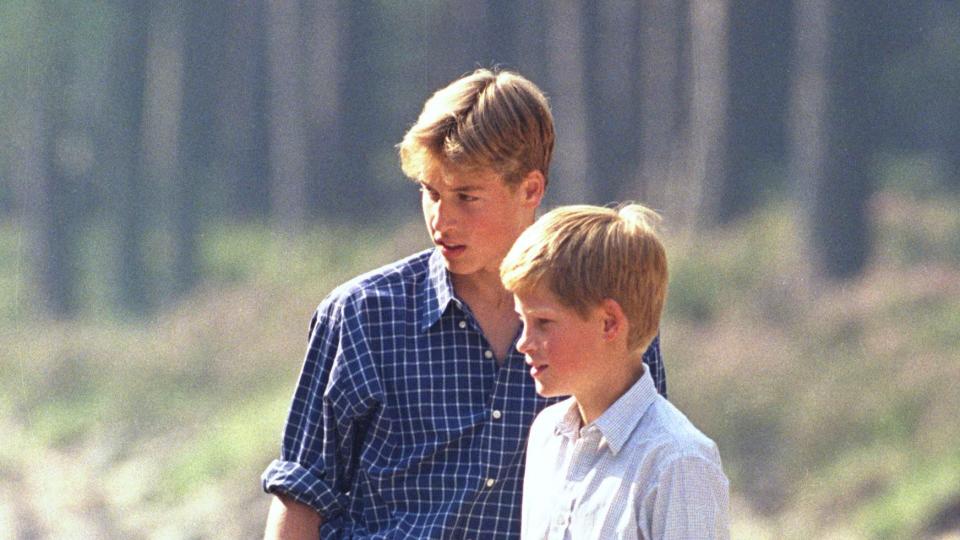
261 292 382 521
261 458 346 516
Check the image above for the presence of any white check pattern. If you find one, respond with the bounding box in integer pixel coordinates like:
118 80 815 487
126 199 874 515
262 248 667 538
522 365 727 540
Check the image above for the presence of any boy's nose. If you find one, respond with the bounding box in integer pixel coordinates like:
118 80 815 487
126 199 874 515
431 199 457 233
516 327 534 356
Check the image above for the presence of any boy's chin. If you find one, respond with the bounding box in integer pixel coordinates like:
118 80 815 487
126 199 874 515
534 383 560 398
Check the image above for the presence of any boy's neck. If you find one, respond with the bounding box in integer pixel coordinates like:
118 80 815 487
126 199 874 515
575 353 646 426
451 269 520 363
452 269 514 311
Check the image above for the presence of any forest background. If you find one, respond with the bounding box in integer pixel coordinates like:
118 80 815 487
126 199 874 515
2 1 960 538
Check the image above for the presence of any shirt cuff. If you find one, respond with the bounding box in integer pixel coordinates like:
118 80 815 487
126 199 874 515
261 459 346 519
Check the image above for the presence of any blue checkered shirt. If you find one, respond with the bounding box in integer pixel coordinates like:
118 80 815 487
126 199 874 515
262 248 666 538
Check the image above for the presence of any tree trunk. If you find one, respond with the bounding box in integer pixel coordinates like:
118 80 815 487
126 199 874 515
221 0 271 220
338 3 383 219
172 1 226 294
817 0 879 279
543 1 590 205
685 0 730 229
788 0 830 284
265 0 309 230
512 0 549 89
110 1 152 314
585 1 642 204
303 0 345 221
721 0 792 224
635 0 684 209
25 4 80 318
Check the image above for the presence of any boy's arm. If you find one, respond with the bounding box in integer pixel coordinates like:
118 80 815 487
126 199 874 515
264 494 323 540
261 295 383 536
647 453 730 540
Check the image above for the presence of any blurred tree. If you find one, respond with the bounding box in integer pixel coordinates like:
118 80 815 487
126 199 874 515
818 0 883 279
686 0 730 229
304 0 347 222
721 0 791 224
791 0 882 281
108 1 151 314
584 1 642 204
919 1 960 190
511 0 549 94
172 1 227 295
635 0 683 209
788 0 829 283
25 3 81 318
266 0 310 230
337 2 383 219
485 0 521 69
221 0 271 220
543 0 589 205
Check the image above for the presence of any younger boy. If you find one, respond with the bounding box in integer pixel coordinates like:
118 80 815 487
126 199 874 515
501 204 729 539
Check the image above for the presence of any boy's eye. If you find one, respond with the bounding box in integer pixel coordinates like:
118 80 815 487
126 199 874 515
458 193 479 203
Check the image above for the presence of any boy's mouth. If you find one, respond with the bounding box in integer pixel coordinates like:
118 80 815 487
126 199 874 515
529 364 548 377
435 239 466 257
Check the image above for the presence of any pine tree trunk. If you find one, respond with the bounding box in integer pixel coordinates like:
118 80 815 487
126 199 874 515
544 1 590 205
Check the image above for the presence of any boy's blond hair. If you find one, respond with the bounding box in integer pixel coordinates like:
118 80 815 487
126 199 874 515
501 204 668 352
398 68 554 186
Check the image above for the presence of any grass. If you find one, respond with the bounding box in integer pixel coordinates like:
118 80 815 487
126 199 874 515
2 190 959 538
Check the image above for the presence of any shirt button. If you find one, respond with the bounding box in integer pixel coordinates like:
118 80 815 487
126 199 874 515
484 350 493 359
492 410 502 420
458 320 467 329
485 478 495 488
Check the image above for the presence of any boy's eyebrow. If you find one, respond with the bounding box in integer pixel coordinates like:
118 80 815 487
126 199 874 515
417 180 484 193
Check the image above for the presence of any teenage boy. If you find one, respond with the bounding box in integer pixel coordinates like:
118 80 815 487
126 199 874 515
501 204 729 540
261 70 666 539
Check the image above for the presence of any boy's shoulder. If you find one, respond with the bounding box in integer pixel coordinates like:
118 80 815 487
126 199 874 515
635 397 722 470
323 248 435 308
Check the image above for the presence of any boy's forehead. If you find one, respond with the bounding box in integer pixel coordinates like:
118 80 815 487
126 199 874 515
421 162 503 189
514 287 563 312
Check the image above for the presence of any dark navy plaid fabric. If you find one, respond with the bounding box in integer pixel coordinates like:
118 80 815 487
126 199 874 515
262 248 666 538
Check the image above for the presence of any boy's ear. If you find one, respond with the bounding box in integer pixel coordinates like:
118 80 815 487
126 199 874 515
599 298 628 341
518 170 545 208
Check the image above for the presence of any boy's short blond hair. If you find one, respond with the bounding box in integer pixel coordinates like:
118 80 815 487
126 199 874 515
501 204 668 352
398 68 554 186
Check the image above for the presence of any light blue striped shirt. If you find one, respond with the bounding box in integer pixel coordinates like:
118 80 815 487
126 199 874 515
522 364 727 539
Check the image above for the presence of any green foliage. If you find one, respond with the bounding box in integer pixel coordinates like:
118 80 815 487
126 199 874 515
856 451 960 539
158 391 290 502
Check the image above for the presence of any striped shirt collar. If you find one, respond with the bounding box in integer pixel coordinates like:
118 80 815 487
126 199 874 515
555 364 659 455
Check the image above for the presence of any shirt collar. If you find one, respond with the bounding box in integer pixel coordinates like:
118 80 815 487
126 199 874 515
554 364 659 455
419 248 459 331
